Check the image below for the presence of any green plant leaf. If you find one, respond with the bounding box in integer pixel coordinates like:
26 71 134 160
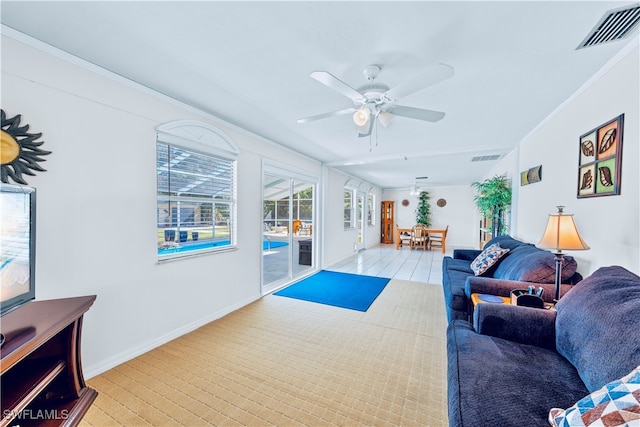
471 175 512 235
415 191 431 227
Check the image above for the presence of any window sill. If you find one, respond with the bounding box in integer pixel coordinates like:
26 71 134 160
157 246 238 263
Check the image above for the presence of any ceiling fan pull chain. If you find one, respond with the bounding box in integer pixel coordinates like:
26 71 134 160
375 119 379 148
369 116 380 152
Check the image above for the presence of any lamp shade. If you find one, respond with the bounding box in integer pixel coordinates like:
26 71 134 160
353 108 371 126
538 206 590 251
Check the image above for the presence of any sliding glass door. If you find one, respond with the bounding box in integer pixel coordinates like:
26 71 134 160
263 174 291 285
262 170 316 293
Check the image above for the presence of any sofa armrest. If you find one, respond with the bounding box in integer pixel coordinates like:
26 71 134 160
453 249 481 261
465 276 568 303
473 303 557 350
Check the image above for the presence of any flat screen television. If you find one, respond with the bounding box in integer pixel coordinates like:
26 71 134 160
1 183 36 316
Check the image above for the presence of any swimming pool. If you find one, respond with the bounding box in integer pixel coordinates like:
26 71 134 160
158 240 288 255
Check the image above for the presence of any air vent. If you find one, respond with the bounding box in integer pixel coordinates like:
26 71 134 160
577 5 640 49
471 155 501 162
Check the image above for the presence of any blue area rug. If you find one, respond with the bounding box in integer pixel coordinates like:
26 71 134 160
274 270 390 312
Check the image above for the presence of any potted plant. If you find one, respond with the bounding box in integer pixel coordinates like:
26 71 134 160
415 191 432 227
471 175 512 237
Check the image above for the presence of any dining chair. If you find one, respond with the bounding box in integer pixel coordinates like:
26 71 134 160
410 224 429 250
292 219 302 235
397 224 411 248
429 225 448 251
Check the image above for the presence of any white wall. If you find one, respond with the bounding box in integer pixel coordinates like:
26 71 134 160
321 167 382 267
382 185 478 249
488 44 639 276
1 34 376 377
364 187 384 249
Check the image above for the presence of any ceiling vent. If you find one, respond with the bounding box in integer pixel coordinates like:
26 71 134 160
471 154 501 162
577 4 640 49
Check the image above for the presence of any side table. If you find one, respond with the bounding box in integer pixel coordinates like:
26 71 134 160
471 292 554 310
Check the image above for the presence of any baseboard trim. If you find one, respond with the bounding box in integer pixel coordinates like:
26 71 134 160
83 294 260 379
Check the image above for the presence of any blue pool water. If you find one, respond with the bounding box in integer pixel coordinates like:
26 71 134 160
262 241 288 250
158 240 288 255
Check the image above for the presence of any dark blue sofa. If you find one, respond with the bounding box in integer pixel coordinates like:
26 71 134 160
446 266 640 426
442 235 580 322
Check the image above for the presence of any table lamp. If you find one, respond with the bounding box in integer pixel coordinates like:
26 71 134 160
538 206 590 301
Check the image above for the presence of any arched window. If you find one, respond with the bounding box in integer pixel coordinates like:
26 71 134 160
367 190 376 226
344 179 358 229
156 121 238 260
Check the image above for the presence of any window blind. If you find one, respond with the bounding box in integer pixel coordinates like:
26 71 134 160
157 142 236 258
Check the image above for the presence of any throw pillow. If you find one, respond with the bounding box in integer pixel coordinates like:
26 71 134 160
548 365 640 427
470 243 510 276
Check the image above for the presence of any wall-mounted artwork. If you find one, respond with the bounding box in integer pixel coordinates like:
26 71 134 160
577 114 623 198
520 165 542 186
1 109 51 184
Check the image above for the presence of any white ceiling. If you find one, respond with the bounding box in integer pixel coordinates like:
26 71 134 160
2 1 638 189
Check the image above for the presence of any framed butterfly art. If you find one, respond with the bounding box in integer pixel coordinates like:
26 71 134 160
577 114 623 198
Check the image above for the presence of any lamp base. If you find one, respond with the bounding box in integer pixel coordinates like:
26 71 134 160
553 252 564 302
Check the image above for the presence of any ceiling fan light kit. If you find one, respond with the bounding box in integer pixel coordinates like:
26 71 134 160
377 111 393 128
353 107 371 126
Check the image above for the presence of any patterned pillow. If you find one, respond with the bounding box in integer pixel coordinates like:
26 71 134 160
470 243 510 276
548 365 640 427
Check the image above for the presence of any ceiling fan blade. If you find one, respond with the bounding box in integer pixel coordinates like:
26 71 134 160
389 105 445 122
297 107 356 124
385 63 454 100
310 71 364 102
357 118 374 137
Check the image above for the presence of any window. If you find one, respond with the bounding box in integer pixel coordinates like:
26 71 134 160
293 188 313 222
156 121 238 260
367 193 376 225
344 189 354 229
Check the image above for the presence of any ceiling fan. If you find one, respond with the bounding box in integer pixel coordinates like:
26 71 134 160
297 63 454 137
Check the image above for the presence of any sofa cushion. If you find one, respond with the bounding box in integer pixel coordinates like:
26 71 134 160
447 320 589 427
492 244 577 283
483 234 526 251
444 257 474 273
470 243 510 276
442 265 477 322
556 266 640 392
548 365 640 427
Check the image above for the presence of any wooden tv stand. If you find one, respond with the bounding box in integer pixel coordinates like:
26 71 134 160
1 295 97 427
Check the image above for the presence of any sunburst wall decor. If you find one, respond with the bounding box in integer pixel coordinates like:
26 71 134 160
1 109 51 184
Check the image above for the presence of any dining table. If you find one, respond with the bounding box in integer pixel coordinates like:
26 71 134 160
395 227 448 253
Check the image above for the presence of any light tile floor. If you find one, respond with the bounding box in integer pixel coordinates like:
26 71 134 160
327 244 451 285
